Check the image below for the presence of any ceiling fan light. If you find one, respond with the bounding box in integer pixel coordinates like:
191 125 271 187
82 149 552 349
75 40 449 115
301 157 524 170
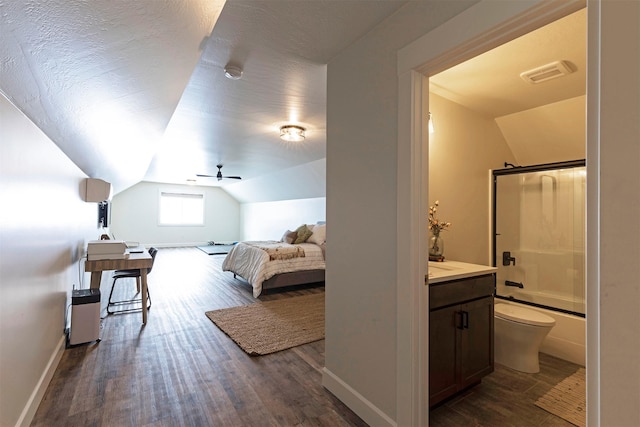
280 125 306 142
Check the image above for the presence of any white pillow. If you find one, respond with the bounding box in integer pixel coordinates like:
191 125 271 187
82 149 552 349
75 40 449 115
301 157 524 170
307 224 326 245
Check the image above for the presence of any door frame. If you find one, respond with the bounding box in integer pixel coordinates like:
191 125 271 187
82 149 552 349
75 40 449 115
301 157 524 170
395 1 588 425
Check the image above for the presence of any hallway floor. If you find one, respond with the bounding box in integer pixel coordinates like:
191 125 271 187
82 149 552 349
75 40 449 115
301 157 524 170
32 247 583 426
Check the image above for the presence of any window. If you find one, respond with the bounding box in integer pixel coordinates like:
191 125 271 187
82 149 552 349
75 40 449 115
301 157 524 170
159 191 204 226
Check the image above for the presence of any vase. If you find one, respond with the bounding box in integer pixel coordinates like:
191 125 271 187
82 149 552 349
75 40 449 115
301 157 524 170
428 234 444 258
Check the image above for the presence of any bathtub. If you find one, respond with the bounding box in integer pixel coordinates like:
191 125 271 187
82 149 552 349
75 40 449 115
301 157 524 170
496 300 585 366
501 288 585 315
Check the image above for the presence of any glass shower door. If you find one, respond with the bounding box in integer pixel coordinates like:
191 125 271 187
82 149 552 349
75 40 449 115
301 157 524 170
493 161 586 316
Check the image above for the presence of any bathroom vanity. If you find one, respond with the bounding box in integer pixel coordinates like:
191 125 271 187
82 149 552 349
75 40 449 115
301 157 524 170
428 261 497 407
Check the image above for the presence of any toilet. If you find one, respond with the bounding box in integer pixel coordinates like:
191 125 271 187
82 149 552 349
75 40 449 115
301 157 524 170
494 303 556 373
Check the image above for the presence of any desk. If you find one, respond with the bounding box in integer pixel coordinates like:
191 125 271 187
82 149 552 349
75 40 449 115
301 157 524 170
85 250 153 324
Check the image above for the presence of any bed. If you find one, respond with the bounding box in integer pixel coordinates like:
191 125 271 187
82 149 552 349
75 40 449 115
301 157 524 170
221 223 326 297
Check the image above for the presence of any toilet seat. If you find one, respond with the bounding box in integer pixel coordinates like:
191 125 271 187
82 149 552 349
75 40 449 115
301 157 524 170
495 304 555 327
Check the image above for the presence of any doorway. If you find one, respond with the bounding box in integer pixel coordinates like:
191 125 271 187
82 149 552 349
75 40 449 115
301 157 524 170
426 8 587 421
395 1 589 425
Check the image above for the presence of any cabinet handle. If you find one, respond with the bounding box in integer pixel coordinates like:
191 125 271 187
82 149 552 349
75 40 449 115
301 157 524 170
462 311 469 329
456 311 464 330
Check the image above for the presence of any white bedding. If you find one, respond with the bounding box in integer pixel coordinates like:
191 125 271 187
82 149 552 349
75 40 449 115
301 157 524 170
222 241 326 297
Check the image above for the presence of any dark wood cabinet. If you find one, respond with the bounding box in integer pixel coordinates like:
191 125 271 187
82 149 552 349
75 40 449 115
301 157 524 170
429 273 495 407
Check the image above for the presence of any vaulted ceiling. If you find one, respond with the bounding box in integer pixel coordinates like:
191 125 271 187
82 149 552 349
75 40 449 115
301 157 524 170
431 8 586 166
1 1 585 201
0 0 406 197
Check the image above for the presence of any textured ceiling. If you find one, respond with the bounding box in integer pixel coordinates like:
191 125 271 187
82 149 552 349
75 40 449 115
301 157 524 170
0 0 226 192
0 0 406 194
1 1 585 197
145 1 407 187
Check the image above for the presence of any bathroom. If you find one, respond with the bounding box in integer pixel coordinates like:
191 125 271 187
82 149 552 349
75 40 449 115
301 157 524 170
427 4 586 399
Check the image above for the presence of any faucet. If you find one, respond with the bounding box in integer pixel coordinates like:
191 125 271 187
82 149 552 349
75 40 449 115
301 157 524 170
502 251 516 266
505 280 524 288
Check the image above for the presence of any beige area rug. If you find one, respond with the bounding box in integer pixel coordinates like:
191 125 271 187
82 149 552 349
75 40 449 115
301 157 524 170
205 293 324 356
535 368 586 427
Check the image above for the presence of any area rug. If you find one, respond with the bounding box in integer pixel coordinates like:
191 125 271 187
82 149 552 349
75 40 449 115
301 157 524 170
535 367 586 427
205 292 324 356
197 244 235 255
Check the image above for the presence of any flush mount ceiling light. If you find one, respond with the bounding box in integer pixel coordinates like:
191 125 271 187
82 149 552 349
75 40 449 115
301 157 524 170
280 125 306 142
224 64 243 80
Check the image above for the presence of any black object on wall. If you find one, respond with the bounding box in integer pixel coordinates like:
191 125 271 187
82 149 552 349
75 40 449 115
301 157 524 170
98 201 110 228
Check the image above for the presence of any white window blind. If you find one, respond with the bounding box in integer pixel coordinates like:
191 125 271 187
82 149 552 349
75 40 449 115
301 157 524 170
159 192 204 226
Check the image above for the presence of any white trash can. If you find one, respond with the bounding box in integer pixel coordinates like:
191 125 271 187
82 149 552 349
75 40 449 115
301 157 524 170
69 289 101 345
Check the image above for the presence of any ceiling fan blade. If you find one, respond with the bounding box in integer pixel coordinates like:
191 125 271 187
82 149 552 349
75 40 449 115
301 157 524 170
197 165 242 181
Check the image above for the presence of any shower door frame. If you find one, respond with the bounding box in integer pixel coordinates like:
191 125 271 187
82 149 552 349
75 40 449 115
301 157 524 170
492 159 586 318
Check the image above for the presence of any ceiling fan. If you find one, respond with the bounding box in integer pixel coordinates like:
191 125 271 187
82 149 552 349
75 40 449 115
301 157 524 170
196 164 242 181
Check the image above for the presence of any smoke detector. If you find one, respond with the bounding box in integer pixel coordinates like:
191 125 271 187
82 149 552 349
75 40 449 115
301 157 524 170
520 60 573 84
224 64 243 80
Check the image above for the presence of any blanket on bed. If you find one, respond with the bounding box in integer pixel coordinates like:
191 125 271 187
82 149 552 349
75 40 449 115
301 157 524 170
222 241 325 297
243 241 305 261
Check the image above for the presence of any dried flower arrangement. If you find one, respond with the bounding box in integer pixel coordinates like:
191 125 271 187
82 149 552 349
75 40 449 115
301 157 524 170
428 200 451 237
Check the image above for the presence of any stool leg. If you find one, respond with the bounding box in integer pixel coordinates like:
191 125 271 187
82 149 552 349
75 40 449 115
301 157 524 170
107 277 118 314
107 275 151 314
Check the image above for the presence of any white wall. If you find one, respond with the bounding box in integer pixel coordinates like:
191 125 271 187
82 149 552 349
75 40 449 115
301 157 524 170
225 158 326 204
428 93 517 265
325 0 640 425
0 93 96 427
496 95 586 165
324 2 479 425
110 181 240 246
240 197 325 241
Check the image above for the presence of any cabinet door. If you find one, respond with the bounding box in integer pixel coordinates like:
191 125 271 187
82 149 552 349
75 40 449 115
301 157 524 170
459 296 494 389
429 304 460 406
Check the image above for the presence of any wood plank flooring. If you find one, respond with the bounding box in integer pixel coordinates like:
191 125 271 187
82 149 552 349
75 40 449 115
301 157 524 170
430 353 582 426
32 247 583 426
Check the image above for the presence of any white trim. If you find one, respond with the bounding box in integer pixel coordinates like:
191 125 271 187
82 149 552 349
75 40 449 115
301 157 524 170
322 368 396 427
396 69 428 426
585 1 601 424
396 0 587 425
398 0 585 76
16 334 66 427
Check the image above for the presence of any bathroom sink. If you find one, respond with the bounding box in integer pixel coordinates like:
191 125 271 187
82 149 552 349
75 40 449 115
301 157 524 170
427 260 497 283
428 262 461 272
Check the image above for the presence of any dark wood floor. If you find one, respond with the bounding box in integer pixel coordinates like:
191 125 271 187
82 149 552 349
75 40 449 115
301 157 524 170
430 353 582 427
32 247 582 426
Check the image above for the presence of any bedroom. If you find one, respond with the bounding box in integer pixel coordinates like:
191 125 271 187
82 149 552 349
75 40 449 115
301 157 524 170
1 1 639 427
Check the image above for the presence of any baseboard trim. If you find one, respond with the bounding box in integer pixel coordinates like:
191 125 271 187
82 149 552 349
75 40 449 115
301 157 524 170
541 336 586 366
15 334 66 427
322 367 396 427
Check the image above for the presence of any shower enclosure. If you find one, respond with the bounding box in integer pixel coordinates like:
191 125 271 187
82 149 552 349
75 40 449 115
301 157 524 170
493 160 586 317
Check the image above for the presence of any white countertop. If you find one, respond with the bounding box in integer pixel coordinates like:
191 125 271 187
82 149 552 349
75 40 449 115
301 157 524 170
428 260 497 284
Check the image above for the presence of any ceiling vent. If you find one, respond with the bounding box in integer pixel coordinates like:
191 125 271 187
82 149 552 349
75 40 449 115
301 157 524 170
520 60 573 84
